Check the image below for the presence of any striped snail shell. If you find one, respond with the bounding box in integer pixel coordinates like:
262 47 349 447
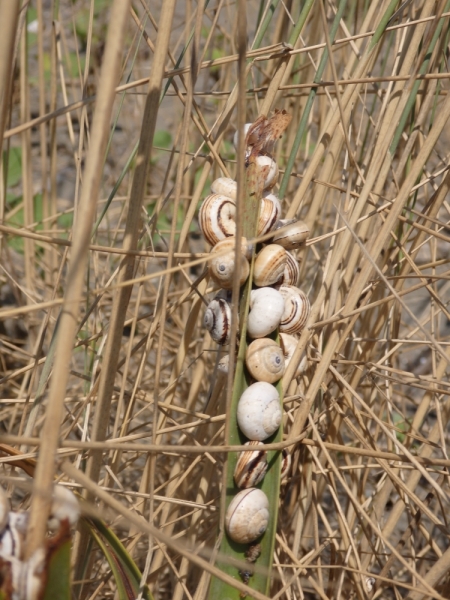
279 285 310 334
281 251 300 286
225 487 269 544
204 295 233 345
245 338 285 383
247 287 284 338
211 177 237 200
198 193 236 246
234 441 268 489
257 193 282 237
209 237 250 289
237 381 282 441
272 219 309 250
279 333 307 376
255 155 279 189
253 244 286 287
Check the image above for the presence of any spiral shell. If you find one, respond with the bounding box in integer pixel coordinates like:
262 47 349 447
279 333 307 376
247 287 284 338
237 381 282 441
245 338 285 383
225 488 269 544
234 441 268 489
279 285 310 334
211 177 237 200
255 155 279 189
257 193 282 237
209 237 250 289
253 244 286 287
198 193 236 246
272 219 309 249
281 251 300 286
204 296 233 345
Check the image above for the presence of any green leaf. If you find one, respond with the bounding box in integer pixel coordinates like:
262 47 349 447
3 147 22 188
153 130 172 149
42 538 72 600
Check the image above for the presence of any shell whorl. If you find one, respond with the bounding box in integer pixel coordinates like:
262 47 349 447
237 381 282 441
257 193 282 237
225 488 269 544
279 285 310 334
209 237 250 289
247 287 285 338
211 177 237 200
281 251 300 286
234 441 268 489
272 219 309 249
245 338 285 383
204 296 233 345
198 193 236 246
253 244 287 287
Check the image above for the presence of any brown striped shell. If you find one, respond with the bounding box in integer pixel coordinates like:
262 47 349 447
253 244 286 287
281 251 300 286
198 193 236 246
204 296 233 345
257 193 281 237
279 285 310 334
245 338 285 383
272 219 309 249
209 237 250 289
234 441 268 489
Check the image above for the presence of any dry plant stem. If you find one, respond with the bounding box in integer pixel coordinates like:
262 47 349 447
0 1 19 154
23 0 132 560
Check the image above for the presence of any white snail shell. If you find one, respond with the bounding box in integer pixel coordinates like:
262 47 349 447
279 285 310 334
209 237 250 289
48 485 80 530
253 244 286 287
218 354 230 374
198 193 236 246
279 333 307 376
255 155 279 189
237 381 281 441
211 177 237 200
204 296 233 345
225 487 269 544
234 441 268 489
257 193 282 237
247 287 284 339
272 219 309 249
281 251 300 286
245 338 285 383
233 123 253 151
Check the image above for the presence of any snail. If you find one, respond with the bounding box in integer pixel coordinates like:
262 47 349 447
204 295 234 345
198 193 236 246
209 237 250 289
253 244 286 287
47 485 80 531
237 381 281 441
280 251 300 287
257 193 281 237
234 441 268 489
255 155 279 189
279 285 310 334
245 338 285 383
233 123 253 152
225 488 269 544
211 177 237 200
272 219 309 250
247 287 284 339
279 333 307 376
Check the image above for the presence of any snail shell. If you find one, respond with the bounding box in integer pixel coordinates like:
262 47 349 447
237 381 281 441
257 193 282 237
279 285 310 334
247 287 284 339
211 177 237 200
245 338 285 383
281 251 300 286
198 193 236 246
233 123 253 150
225 487 269 544
209 237 250 289
48 485 80 530
272 219 309 249
281 449 292 481
255 155 279 189
253 244 287 287
204 296 233 345
279 333 307 376
234 441 268 489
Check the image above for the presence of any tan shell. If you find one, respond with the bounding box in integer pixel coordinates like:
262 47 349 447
198 193 236 246
279 333 307 376
234 441 268 489
225 488 269 544
237 381 281 441
211 177 237 200
247 287 284 338
257 194 281 237
281 251 300 286
209 237 250 289
204 296 233 345
279 285 310 334
245 338 285 383
272 219 309 249
255 155 279 189
253 244 287 287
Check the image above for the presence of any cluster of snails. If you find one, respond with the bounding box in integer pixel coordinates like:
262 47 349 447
199 117 310 549
0 485 79 600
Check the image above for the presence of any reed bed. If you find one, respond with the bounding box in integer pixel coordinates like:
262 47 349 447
0 0 449 598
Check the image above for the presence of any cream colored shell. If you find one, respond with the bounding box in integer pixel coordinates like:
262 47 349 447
225 487 269 544
237 381 281 441
255 155 279 189
209 237 250 289
245 338 285 383
281 251 300 286
272 219 309 249
279 333 307 376
257 193 281 237
247 287 284 338
204 296 233 345
234 441 268 489
198 193 236 246
253 244 287 287
211 177 237 200
279 285 310 334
